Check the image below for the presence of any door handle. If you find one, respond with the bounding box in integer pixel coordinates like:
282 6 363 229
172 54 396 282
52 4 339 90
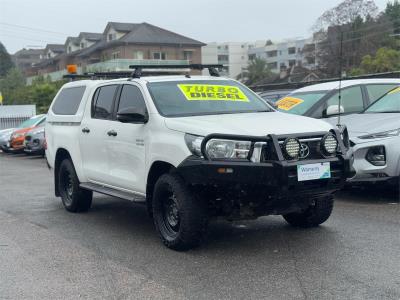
107 130 117 137
82 127 90 133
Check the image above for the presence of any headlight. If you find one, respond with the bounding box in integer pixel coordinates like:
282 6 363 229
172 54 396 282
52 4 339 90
358 129 400 140
34 129 45 135
283 138 300 159
206 139 251 160
321 133 338 156
184 134 204 156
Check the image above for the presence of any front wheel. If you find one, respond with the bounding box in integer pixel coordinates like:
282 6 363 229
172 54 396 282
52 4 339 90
58 159 92 212
152 173 208 251
283 196 334 228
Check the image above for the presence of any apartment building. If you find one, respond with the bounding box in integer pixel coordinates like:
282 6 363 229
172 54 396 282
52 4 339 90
201 42 254 78
248 38 317 73
25 22 205 83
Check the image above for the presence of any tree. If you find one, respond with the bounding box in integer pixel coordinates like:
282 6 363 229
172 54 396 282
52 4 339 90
237 58 273 85
313 0 379 31
350 47 400 74
0 42 14 77
385 0 400 35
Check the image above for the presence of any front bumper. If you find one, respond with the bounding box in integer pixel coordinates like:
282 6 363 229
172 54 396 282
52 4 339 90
177 131 354 216
349 136 400 183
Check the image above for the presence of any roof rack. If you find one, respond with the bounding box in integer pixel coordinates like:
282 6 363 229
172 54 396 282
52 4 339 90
128 64 224 78
63 64 225 81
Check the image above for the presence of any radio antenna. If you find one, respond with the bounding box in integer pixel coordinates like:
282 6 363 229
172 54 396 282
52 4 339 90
337 31 344 128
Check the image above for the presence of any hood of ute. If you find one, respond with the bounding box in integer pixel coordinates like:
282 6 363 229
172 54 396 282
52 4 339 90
165 112 332 136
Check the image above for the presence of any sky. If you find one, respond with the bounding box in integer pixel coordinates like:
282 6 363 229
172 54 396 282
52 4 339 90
0 0 392 54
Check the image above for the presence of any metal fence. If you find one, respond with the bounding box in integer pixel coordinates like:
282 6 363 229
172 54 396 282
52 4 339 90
0 115 30 130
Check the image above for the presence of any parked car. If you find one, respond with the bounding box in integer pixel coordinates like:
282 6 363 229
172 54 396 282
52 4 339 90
9 115 46 153
24 122 46 156
275 79 400 119
0 128 15 153
330 86 400 186
46 67 353 250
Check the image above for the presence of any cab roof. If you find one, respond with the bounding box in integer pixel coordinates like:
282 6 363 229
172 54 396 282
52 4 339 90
293 78 400 93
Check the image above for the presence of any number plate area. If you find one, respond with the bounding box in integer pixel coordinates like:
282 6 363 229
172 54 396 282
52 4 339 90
297 162 331 181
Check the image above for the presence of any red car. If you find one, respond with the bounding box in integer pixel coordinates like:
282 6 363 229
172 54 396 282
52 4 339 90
9 115 46 153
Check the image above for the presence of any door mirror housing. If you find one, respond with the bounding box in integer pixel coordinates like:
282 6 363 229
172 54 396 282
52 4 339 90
117 107 148 124
325 105 345 117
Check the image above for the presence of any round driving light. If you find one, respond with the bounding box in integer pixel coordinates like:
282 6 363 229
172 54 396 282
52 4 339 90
322 134 338 156
283 138 300 159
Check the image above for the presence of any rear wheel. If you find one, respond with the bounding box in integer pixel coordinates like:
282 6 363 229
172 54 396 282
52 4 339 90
283 196 334 228
58 159 92 212
152 173 208 251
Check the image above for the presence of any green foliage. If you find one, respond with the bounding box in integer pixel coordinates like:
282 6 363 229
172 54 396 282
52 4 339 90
350 47 400 75
237 58 273 85
0 68 66 113
0 42 15 77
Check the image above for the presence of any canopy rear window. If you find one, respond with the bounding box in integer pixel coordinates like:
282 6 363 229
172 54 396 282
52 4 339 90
52 86 86 115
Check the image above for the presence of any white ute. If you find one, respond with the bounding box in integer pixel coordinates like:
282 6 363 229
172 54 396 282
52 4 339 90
46 65 353 250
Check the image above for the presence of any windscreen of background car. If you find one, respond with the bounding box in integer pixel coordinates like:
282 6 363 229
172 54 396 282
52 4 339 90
276 91 327 115
364 87 400 113
17 115 44 128
147 80 271 117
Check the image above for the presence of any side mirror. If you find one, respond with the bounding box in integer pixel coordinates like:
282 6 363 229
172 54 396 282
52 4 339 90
117 107 148 124
325 105 344 117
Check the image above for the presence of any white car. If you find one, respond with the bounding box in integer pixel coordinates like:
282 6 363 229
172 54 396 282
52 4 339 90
45 66 353 250
275 78 400 119
330 86 400 186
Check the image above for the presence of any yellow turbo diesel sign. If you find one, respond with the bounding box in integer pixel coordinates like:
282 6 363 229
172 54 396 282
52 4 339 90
178 84 249 102
276 97 304 111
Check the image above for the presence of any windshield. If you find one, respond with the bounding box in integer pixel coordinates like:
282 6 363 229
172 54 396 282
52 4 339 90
147 80 271 117
365 87 400 113
17 115 44 128
276 91 328 115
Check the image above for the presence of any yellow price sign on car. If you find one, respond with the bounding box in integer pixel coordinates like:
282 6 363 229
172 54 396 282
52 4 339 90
178 84 249 102
388 87 400 94
276 97 304 111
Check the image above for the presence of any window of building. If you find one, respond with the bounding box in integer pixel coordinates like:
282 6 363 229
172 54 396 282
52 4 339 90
68 46 72 53
279 50 282 55
218 54 229 63
288 47 296 55
133 51 144 60
153 52 167 60
289 59 296 67
52 86 86 115
267 50 277 57
183 50 193 61
112 51 120 59
93 85 118 120
108 33 115 41
267 62 278 70
224 45 229 50
241 44 245 48
280 63 287 70
306 57 315 64
117 85 147 113
80 42 85 49
248 54 256 60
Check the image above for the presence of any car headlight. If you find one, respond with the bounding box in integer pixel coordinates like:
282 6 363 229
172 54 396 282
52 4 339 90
358 129 400 140
184 134 204 157
321 133 338 156
206 139 251 160
34 129 45 135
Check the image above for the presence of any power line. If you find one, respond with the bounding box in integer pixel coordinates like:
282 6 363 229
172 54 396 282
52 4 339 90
0 22 70 36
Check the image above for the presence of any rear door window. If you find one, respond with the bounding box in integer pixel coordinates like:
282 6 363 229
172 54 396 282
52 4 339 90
325 86 363 115
366 84 399 103
92 85 118 119
52 86 86 115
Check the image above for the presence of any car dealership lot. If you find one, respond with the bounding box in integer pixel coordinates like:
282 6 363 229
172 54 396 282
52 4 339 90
0 152 399 300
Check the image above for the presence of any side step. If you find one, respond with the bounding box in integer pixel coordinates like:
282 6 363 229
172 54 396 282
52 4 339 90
80 182 146 203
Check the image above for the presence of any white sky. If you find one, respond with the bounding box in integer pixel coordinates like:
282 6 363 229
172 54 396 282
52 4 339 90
0 0 391 54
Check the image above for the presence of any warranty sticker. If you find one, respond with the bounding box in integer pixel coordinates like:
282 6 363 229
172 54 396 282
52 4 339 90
276 97 304 111
178 84 249 102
